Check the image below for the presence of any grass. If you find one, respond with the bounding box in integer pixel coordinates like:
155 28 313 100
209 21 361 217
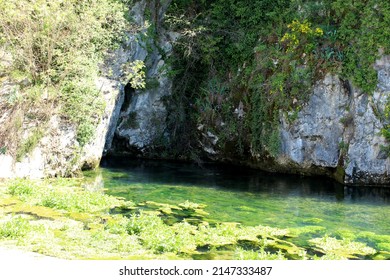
0 178 386 260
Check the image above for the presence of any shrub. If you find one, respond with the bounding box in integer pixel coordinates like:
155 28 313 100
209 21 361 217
121 60 147 89
7 179 122 213
0 0 128 84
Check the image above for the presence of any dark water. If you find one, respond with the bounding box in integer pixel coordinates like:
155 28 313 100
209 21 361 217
85 157 390 239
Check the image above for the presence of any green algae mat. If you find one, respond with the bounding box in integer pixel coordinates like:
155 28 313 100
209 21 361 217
0 161 389 260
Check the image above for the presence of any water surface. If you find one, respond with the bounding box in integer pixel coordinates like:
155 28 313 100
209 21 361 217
86 158 390 240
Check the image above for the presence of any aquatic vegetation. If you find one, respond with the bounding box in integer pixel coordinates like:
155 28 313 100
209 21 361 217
289 226 327 237
334 229 356 240
179 201 207 210
0 177 389 260
6 179 122 213
309 236 376 259
10 204 63 220
126 212 198 254
0 216 31 238
356 231 390 253
303 218 323 224
235 247 287 260
197 223 239 248
129 199 212 226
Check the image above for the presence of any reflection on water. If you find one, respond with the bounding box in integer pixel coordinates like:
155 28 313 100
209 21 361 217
87 157 390 236
100 157 390 203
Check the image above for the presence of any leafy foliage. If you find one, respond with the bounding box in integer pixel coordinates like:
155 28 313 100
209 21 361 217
165 0 390 160
332 0 389 92
121 60 147 89
0 0 130 151
0 0 128 84
381 97 390 154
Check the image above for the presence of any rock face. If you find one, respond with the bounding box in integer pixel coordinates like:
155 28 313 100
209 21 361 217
0 60 124 178
0 11 134 178
280 74 348 169
109 0 173 154
0 0 173 178
343 56 390 184
278 56 390 185
1 0 389 185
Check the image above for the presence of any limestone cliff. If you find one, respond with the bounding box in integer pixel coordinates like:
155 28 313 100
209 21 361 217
197 56 390 185
0 0 173 178
0 55 124 178
1 0 389 186
107 0 173 156
278 55 390 185
0 5 133 178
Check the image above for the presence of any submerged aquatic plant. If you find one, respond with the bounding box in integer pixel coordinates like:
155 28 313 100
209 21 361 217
235 247 287 260
309 236 376 259
6 179 122 213
0 216 31 238
0 178 388 260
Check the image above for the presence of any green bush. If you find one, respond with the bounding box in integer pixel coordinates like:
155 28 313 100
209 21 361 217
7 180 35 198
0 0 128 84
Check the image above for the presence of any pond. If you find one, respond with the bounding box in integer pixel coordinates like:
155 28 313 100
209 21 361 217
84 157 390 259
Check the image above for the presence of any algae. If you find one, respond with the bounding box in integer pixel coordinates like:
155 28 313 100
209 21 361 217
1 175 389 260
309 236 376 259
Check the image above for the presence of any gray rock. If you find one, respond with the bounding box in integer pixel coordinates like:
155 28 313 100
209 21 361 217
0 8 132 178
278 56 390 185
111 0 173 153
343 56 390 184
81 76 123 169
280 74 349 168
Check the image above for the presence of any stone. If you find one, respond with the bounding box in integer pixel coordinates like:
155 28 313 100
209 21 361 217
278 56 390 185
110 0 173 154
280 74 349 168
81 76 123 168
343 56 390 184
0 7 130 178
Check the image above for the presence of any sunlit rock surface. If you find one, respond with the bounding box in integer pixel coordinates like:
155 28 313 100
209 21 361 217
279 56 390 185
110 0 173 154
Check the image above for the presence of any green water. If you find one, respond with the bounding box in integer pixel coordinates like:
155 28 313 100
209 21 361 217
85 158 390 256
